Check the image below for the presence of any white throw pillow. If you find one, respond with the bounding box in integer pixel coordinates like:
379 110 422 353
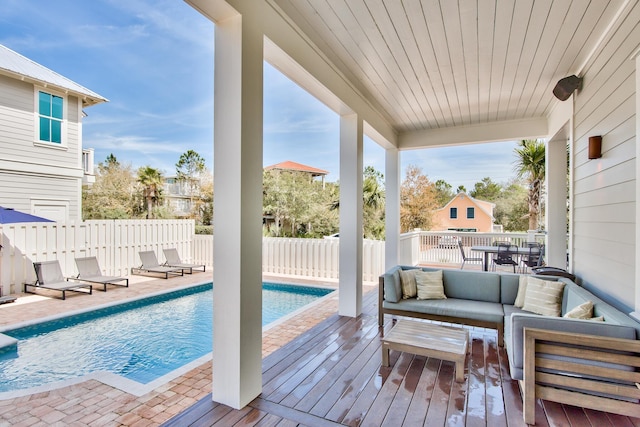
563 301 593 319
514 275 528 308
415 270 446 300
400 269 418 299
522 277 565 317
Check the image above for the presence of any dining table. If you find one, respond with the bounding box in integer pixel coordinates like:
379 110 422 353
470 245 533 271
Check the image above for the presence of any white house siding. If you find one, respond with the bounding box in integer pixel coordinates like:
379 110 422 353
0 74 83 220
572 4 638 312
0 172 78 219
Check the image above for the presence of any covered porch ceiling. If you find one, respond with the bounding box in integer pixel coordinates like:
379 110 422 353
269 0 628 148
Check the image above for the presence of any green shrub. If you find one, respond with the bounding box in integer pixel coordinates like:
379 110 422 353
195 225 213 235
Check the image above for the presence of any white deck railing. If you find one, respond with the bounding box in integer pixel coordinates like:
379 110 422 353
399 230 546 267
1 220 539 296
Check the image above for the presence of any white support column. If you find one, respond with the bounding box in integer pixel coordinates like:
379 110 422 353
339 114 363 317
546 137 568 269
212 9 263 409
385 148 400 270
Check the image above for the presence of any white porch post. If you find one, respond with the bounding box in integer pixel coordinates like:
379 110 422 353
212 9 263 409
385 148 400 270
546 138 568 269
339 113 363 317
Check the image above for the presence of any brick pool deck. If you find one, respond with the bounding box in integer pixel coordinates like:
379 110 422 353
0 273 372 426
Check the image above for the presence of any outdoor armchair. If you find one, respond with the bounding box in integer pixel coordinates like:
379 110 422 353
26 260 93 300
75 256 129 291
162 248 206 274
132 251 184 279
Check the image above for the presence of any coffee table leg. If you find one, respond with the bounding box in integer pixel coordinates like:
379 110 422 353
455 360 465 382
382 343 390 367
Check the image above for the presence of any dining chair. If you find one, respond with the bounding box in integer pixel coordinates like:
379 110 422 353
458 240 483 270
520 244 544 273
492 244 518 273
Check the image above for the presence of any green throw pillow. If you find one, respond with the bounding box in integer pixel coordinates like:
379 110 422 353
400 269 418 299
522 277 565 317
415 270 446 300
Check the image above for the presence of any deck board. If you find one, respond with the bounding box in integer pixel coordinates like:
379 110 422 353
162 288 640 427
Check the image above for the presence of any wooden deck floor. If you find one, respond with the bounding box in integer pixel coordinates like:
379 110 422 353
162 290 640 427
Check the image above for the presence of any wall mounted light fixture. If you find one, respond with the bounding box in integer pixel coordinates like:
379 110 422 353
553 75 583 101
589 136 602 159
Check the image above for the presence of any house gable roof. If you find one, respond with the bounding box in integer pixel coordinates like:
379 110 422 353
264 160 329 176
0 44 108 107
436 192 495 220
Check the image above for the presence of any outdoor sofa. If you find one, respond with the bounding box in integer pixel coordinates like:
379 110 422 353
379 265 640 423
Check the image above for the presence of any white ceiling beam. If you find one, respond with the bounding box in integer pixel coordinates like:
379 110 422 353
398 117 548 149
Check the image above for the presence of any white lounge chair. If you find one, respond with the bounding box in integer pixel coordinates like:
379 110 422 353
26 260 93 300
162 248 206 274
131 251 184 279
75 256 129 291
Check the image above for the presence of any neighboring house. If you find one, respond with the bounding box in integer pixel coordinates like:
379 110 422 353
163 176 193 217
264 160 329 188
0 44 107 221
433 192 497 233
263 160 329 233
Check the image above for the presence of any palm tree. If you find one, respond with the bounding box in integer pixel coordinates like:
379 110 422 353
514 139 545 230
137 166 164 219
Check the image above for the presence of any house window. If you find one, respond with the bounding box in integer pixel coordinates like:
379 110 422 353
38 91 63 143
467 207 475 219
450 207 458 219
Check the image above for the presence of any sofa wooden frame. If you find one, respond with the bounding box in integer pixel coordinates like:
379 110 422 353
522 327 640 425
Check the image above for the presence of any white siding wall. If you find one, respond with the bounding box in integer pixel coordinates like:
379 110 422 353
0 75 83 220
572 4 638 311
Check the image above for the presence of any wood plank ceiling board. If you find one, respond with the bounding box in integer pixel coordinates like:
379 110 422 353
347 0 426 129
271 0 629 142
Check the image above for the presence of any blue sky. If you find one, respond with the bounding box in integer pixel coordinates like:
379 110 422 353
0 0 520 190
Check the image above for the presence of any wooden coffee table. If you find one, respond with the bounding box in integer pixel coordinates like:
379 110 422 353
382 320 469 382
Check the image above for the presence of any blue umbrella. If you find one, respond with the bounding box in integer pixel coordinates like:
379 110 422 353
0 207 54 224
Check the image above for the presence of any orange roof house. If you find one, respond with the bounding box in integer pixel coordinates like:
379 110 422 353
264 160 329 187
433 192 496 233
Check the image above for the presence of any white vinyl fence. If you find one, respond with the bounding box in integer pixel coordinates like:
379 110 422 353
400 230 546 267
193 235 385 283
0 220 196 295
0 221 385 296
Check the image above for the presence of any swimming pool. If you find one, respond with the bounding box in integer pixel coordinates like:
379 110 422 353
0 282 333 395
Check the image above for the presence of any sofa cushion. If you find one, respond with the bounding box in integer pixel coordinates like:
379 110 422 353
383 268 403 303
440 269 501 302
415 270 446 300
500 273 520 305
400 269 418 299
383 298 504 323
522 277 565 317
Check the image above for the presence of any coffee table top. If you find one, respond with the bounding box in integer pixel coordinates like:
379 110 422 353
383 320 468 355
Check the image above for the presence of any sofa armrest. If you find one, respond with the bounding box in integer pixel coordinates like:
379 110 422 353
509 313 637 374
522 327 640 425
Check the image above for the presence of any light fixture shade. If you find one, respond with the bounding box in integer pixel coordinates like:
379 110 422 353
589 136 602 159
553 75 583 101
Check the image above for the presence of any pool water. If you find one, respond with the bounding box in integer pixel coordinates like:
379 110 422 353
0 282 332 393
